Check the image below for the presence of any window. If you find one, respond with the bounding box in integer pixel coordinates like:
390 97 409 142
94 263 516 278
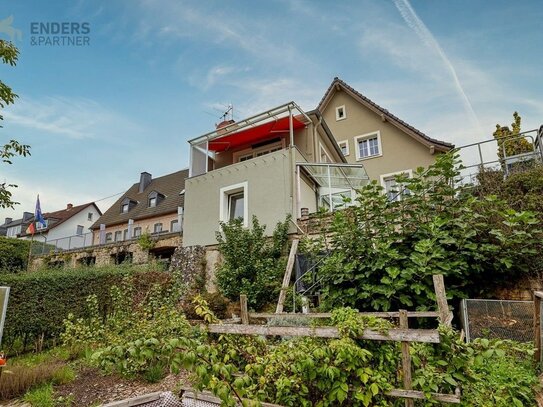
133 227 142 238
87 212 93 221
338 140 349 156
123 229 129 240
36 219 48 230
228 193 244 221
105 232 113 243
7 225 21 237
114 230 122 241
319 143 332 163
234 140 284 163
355 131 382 160
335 105 346 121
76 225 84 235
147 191 164 208
153 223 163 233
380 170 413 202
171 219 180 232
148 197 157 207
120 198 137 214
220 182 248 226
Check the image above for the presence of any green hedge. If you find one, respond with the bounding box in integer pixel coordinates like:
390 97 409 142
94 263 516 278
0 236 31 273
0 265 172 352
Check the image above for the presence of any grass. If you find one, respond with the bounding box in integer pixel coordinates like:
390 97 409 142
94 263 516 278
0 347 77 401
23 383 54 407
142 362 166 383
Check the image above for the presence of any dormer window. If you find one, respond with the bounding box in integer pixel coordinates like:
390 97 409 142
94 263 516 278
148 191 164 208
120 198 137 214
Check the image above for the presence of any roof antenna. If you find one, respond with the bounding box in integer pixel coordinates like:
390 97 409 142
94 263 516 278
219 104 233 122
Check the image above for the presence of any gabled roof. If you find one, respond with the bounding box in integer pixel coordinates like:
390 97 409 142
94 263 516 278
91 169 188 230
317 77 454 152
18 202 102 237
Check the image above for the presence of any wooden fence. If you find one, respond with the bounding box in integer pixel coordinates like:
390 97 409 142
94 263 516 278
205 274 461 406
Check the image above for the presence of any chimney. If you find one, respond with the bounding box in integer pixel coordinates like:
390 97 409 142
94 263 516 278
22 211 33 222
67 203 73 210
4 217 12 225
216 119 236 136
139 172 152 193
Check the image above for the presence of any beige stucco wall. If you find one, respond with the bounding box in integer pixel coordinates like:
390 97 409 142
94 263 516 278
92 212 179 245
321 90 437 182
183 149 299 247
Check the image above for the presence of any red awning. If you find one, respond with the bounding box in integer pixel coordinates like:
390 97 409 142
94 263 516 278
208 116 306 152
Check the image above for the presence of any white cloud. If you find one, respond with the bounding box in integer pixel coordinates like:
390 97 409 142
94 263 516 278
3 95 143 141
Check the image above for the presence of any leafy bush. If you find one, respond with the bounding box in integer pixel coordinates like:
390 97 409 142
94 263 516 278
0 264 173 353
62 276 193 378
0 236 30 273
167 303 538 406
215 215 290 310
181 291 231 320
310 153 542 311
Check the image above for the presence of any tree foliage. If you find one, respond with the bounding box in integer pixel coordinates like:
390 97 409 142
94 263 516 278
492 112 533 161
308 153 542 311
215 215 290 310
0 39 30 209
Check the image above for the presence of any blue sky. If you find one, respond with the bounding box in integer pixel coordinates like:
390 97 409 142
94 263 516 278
1 0 542 220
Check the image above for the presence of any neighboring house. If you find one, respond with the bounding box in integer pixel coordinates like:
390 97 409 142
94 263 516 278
0 212 33 238
317 77 454 200
1 203 102 249
183 102 370 247
90 169 188 245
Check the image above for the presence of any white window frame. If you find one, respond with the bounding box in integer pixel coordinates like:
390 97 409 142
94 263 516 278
36 219 48 230
335 105 346 121
337 140 349 156
355 131 382 161
319 143 333 163
380 169 413 202
233 140 284 163
76 225 84 235
219 181 248 227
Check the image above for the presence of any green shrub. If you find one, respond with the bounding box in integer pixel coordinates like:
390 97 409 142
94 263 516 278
182 291 230 320
0 264 172 353
62 277 192 378
311 153 542 311
215 216 290 310
0 236 30 273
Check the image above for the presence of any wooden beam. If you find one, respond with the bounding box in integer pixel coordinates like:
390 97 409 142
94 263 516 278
102 392 162 407
276 239 299 313
386 389 460 404
399 310 414 407
206 324 440 343
433 274 452 327
249 311 440 319
240 294 249 325
535 291 541 364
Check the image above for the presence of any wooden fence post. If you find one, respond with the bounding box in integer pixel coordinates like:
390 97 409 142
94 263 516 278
534 292 542 364
240 295 249 325
276 239 299 313
433 275 452 327
399 310 414 407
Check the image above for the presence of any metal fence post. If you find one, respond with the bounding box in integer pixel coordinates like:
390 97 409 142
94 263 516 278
534 292 542 364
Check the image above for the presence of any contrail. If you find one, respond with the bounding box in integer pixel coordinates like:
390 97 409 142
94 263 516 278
393 0 482 133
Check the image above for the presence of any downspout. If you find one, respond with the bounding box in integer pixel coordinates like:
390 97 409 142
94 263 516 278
288 106 297 222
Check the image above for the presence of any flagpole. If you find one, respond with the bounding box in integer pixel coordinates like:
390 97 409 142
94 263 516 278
26 233 34 272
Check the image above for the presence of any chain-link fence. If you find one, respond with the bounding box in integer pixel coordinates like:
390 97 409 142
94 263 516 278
460 299 534 343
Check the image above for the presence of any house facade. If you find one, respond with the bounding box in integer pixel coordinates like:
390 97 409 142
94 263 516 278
3 203 102 250
90 169 187 246
183 102 369 247
317 78 454 199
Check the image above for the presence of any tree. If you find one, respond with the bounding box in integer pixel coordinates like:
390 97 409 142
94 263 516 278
493 112 533 161
0 39 30 209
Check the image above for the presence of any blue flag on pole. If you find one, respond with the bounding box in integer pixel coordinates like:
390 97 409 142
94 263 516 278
35 195 46 228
